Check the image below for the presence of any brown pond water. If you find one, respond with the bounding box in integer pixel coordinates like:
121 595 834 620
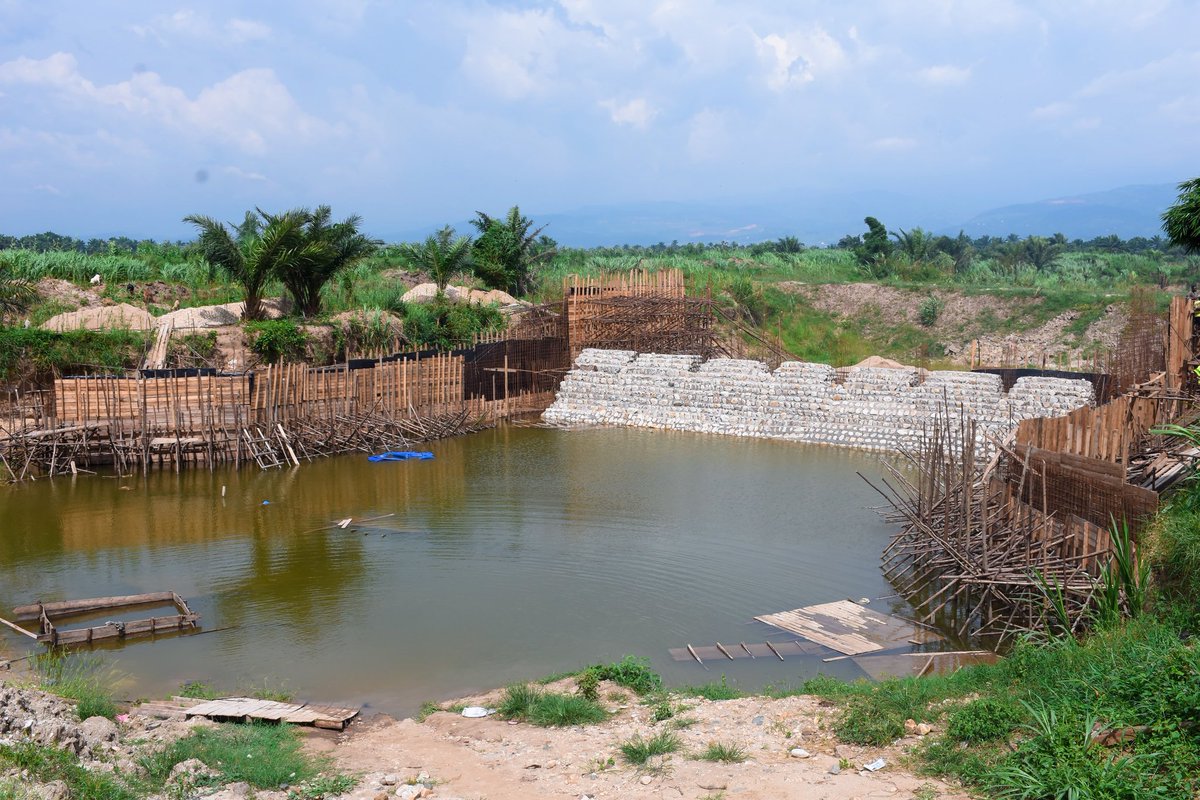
0 426 905 716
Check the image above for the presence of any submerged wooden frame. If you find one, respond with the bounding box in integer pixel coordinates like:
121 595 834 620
10 591 199 645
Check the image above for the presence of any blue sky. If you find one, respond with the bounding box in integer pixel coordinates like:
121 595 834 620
0 1 1196 241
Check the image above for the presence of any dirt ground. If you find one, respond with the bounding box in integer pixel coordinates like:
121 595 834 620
319 680 967 800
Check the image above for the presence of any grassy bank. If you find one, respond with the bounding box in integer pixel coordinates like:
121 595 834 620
783 477 1200 799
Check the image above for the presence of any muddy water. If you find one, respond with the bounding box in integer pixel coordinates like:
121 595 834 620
0 426 902 716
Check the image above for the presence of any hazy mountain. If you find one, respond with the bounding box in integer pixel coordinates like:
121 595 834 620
950 184 1177 240
385 184 1178 248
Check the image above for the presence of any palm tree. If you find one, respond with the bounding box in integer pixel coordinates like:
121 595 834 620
270 206 378 317
1024 236 1063 271
1163 178 1200 254
0 255 35 325
184 209 312 320
891 227 938 262
470 205 555 296
399 226 473 293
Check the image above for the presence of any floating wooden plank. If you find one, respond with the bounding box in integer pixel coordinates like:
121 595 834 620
184 697 360 730
13 591 178 621
755 600 940 656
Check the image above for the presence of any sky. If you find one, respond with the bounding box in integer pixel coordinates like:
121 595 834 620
0 0 1197 241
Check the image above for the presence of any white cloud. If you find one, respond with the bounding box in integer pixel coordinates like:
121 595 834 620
755 27 846 90
459 8 586 100
601 97 656 129
0 53 324 154
33 183 62 195
917 64 971 86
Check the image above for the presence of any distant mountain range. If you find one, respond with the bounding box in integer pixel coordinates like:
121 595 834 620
388 183 1179 248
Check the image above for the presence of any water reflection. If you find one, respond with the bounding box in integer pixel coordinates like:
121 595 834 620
0 427 899 715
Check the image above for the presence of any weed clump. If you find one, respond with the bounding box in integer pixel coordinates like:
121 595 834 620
697 741 747 763
497 684 607 727
619 731 681 765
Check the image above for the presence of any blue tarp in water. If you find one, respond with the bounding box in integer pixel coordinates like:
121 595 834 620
368 451 435 462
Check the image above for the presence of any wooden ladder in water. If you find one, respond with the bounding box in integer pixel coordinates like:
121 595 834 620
242 428 284 470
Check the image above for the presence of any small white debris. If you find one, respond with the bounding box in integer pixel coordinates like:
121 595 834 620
461 706 494 718
863 757 886 772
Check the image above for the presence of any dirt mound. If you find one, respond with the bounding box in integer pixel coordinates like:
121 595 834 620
156 304 240 329
332 310 405 333
35 278 96 308
851 355 912 370
401 283 522 307
41 303 156 332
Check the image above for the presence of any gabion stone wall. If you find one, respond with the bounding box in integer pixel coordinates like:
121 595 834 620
543 349 1096 454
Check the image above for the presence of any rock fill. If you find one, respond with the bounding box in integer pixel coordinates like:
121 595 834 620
543 349 1095 453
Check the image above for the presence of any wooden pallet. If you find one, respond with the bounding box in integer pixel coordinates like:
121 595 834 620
755 600 940 656
184 697 360 730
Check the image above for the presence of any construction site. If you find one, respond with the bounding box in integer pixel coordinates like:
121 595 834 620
4 272 1200 651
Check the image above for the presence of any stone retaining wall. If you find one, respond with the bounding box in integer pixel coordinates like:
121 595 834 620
543 349 1096 453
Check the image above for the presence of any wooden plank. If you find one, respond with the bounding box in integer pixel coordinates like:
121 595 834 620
755 600 926 656
14 592 178 621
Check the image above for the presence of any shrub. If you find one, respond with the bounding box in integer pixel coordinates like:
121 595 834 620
588 656 662 696
918 296 943 326
576 669 600 701
947 698 1019 744
246 319 308 363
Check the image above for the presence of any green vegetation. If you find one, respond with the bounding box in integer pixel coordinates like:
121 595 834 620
1163 178 1200 254
496 683 608 727
680 676 743 701
580 654 663 696
140 722 345 794
399 226 473 293
618 731 681 766
796 461 1200 798
32 651 118 721
246 319 310 364
697 741 747 763
469 205 556 296
0 740 137 800
0 328 149 381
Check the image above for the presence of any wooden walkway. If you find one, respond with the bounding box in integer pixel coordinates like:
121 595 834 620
184 697 359 730
755 600 940 656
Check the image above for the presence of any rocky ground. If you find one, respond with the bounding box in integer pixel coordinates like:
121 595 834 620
0 675 967 800
322 679 967 800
